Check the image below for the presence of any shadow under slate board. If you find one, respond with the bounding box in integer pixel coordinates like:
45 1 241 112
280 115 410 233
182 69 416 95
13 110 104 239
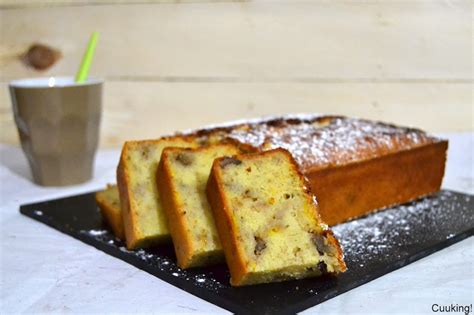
20 190 473 315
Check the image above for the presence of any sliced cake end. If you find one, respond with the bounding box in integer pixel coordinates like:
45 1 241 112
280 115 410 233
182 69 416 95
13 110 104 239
206 148 346 286
117 137 198 249
157 144 242 268
95 184 124 240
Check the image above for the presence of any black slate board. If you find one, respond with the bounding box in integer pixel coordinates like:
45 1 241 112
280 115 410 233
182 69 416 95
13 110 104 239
20 190 473 315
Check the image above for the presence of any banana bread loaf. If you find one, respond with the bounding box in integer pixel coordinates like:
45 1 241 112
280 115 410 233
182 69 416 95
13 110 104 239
192 115 447 225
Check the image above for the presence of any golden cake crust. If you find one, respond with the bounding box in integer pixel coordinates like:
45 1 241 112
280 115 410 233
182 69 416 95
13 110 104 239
190 115 447 225
95 184 124 240
206 168 248 284
308 141 448 225
157 144 242 268
117 136 198 249
189 115 441 170
156 154 193 267
206 148 346 286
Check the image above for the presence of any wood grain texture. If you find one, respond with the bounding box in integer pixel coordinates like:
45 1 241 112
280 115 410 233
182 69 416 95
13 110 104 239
0 1 471 80
0 0 232 6
1 81 471 147
0 1 472 147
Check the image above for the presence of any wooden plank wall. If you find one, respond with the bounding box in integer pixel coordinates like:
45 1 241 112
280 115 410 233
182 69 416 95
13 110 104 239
0 1 472 147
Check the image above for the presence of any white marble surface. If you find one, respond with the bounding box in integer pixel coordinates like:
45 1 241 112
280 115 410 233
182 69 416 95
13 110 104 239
0 133 472 314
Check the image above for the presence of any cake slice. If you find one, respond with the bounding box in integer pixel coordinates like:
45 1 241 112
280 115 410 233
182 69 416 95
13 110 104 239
206 148 346 286
117 137 198 249
157 144 242 268
95 184 124 240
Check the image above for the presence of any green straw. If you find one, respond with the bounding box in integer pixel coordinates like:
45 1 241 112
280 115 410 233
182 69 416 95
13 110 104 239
75 32 99 83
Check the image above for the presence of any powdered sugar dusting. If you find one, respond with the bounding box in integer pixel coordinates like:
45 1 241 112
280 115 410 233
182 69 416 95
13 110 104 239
227 116 439 170
81 229 108 236
68 190 471 299
79 229 226 292
332 191 473 270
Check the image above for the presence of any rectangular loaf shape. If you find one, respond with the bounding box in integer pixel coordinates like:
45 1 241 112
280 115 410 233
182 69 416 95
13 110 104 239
117 137 198 249
307 141 447 225
157 144 242 268
206 148 346 286
191 115 448 225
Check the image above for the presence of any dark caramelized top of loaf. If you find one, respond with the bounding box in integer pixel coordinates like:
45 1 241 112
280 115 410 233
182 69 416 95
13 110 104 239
188 115 441 171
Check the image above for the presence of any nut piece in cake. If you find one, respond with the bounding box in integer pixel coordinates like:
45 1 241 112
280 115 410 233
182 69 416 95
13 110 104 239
117 137 198 249
95 184 124 240
206 148 347 286
157 144 242 268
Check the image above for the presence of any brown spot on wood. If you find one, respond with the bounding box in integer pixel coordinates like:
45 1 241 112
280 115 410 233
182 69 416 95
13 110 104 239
21 43 61 71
